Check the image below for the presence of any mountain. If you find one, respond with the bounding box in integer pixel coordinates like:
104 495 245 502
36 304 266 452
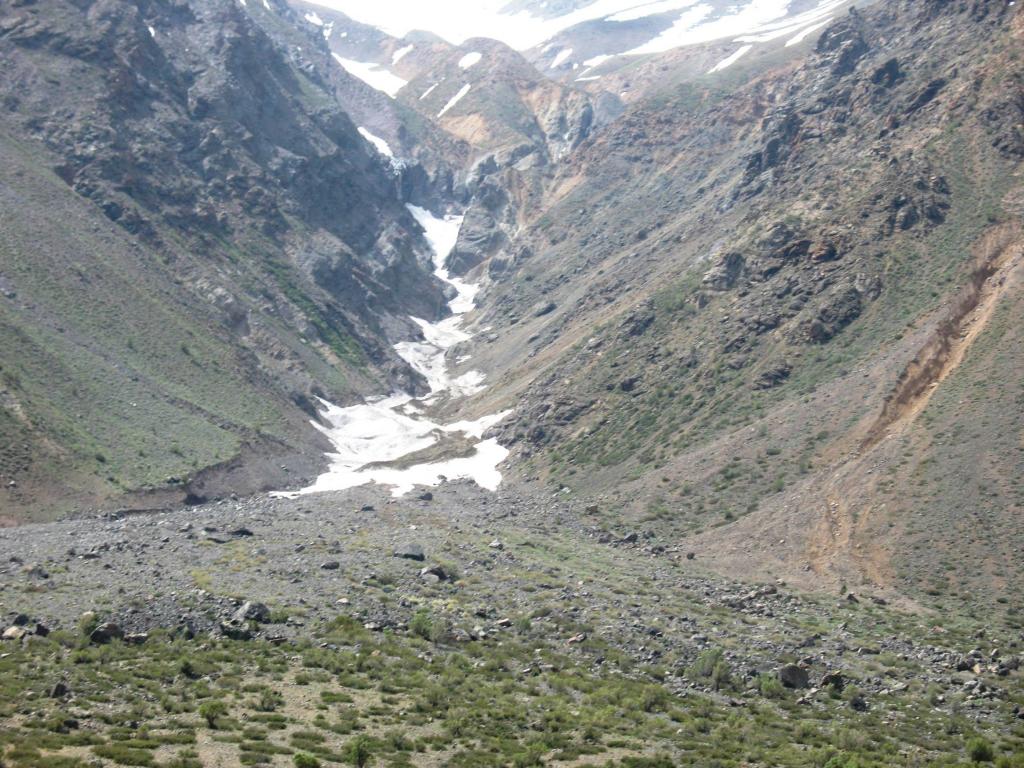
2 1 1024 767
0 0 454 520
464 0 1024 610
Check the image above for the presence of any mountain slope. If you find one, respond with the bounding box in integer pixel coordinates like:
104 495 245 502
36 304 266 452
0 0 453 520
459 0 1024 609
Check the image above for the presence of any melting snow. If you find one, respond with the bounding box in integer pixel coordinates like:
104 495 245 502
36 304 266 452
305 0 843 58
331 54 408 97
607 0 699 22
437 84 471 117
276 205 511 499
624 0 842 55
392 44 414 64
550 47 573 68
458 51 483 69
707 43 752 73
420 82 439 100
357 127 395 158
304 10 325 25
784 17 833 46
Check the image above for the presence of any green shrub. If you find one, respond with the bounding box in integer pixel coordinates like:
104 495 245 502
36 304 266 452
408 610 434 641
293 754 322 768
92 743 154 766
688 648 724 679
968 737 995 763
255 689 284 712
757 673 785 699
198 701 228 729
346 735 374 768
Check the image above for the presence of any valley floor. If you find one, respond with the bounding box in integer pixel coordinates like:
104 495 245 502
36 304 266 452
1 484 1022 766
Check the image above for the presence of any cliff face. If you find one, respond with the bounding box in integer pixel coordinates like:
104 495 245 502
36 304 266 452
0 0 450 518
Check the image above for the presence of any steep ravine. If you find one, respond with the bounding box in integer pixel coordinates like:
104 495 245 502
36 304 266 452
277 205 512 498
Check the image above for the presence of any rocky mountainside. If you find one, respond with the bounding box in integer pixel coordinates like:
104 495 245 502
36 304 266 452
0 0 1019 609
0 0 457 519
2 1 1024 767
458 0 1024 610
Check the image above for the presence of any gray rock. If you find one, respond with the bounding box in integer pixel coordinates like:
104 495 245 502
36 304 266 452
233 601 271 624
778 664 809 689
821 671 845 691
89 622 124 644
420 565 449 582
50 681 70 698
2 626 28 641
219 621 253 641
394 543 425 561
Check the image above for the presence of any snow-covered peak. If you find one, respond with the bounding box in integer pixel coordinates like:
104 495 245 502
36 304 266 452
302 0 844 56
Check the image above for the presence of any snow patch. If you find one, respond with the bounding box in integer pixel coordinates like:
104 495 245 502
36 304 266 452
607 0 699 22
304 0 842 54
147 25 156 37
550 47 573 68
277 205 511 499
707 43 752 73
331 54 408 97
420 82 439 100
357 127 394 158
392 44 414 64
784 17 833 46
437 84 471 117
458 51 483 69
304 10 325 25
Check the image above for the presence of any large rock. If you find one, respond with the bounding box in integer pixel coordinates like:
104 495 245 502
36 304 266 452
821 671 845 691
394 543 425 562
778 664 810 689
233 601 271 624
89 622 124 644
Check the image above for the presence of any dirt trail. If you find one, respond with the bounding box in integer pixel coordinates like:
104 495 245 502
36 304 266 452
861 225 1023 450
693 225 1023 598
807 224 1024 588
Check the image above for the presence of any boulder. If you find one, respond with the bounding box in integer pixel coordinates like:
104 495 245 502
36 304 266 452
22 564 49 580
50 681 70 698
89 622 124 644
233 601 271 624
2 626 28 641
219 621 253 641
821 671 845 691
394 543 425 562
320 561 341 571
778 664 809 689
420 565 449 583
